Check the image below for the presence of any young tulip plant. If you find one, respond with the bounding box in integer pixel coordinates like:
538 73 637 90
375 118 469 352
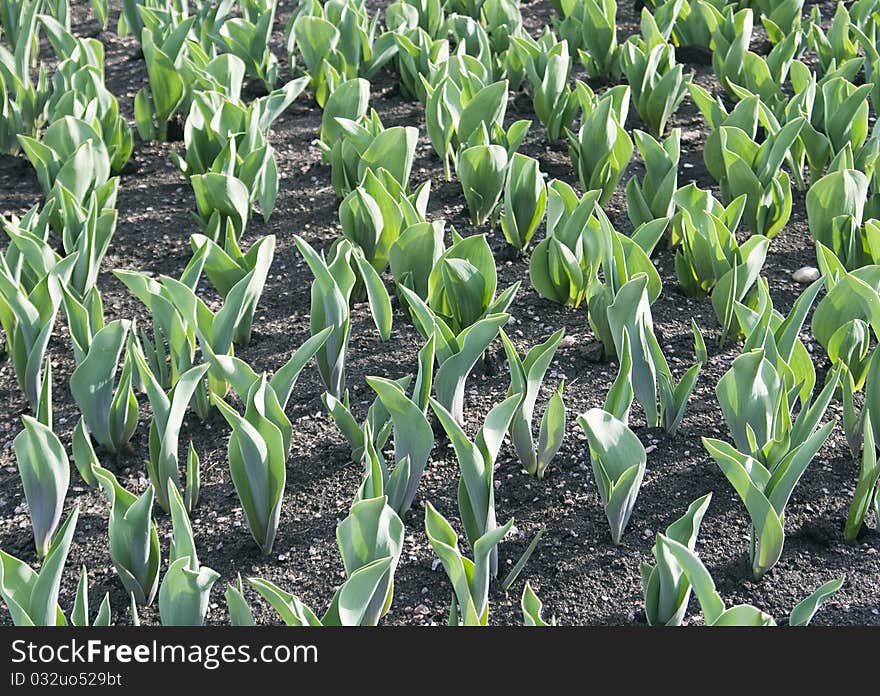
430 394 521 578
587 211 667 358
327 112 418 198
713 118 805 238
511 28 581 140
174 80 307 225
113 252 208 414
0 508 79 626
130 344 208 513
424 74 529 182
499 153 547 252
385 0 446 42
426 233 519 336
46 37 133 173
555 0 620 80
205 333 329 556
501 328 566 479
94 466 161 606
391 26 450 102
360 342 435 515
808 2 861 75
806 155 877 270
154 243 278 410
69 319 139 455
317 77 370 159
749 0 804 44
844 409 880 543
710 5 753 96
424 501 514 626
248 494 404 626
672 184 747 288
703 349 839 579
0 252 74 410
214 377 288 557
287 0 397 108
18 116 114 226
401 282 510 424
0 0 50 155
294 235 392 401
388 219 446 303
338 169 431 277
323 375 404 464
133 22 195 141
567 85 633 204
641 493 712 626
660 0 727 50
4 188 117 311
158 482 219 626
578 407 647 545
735 278 824 410
619 27 692 138
212 0 280 91
521 581 555 626
605 276 701 435
626 129 680 228
529 182 603 309
456 142 508 227
686 85 764 189
13 413 70 559
721 27 802 119
69 564 112 627
660 533 843 625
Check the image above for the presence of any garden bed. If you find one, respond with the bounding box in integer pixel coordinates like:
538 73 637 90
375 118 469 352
0 0 877 626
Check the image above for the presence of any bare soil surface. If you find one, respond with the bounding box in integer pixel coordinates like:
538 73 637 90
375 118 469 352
0 0 877 626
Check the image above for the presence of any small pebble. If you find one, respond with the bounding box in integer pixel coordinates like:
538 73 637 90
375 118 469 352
792 266 820 284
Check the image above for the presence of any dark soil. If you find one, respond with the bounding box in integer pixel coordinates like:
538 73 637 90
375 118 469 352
0 0 877 626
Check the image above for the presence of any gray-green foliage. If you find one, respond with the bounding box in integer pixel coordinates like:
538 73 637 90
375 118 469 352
845 409 880 542
501 329 566 479
249 494 404 626
363 357 435 515
577 408 647 545
640 493 712 626
69 319 138 455
528 182 602 309
14 415 70 559
94 467 160 606
704 350 839 579
566 85 633 204
294 235 392 400
131 345 208 513
556 0 619 79
430 394 520 577
70 565 111 627
424 501 514 626
401 284 510 424
158 482 219 626
456 143 508 227
500 153 547 251
620 29 691 138
626 129 680 228
672 185 749 297
0 250 74 410
521 581 555 625
0 508 78 626
427 233 519 336
512 29 580 140
327 111 418 198
214 378 289 557
660 533 842 625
